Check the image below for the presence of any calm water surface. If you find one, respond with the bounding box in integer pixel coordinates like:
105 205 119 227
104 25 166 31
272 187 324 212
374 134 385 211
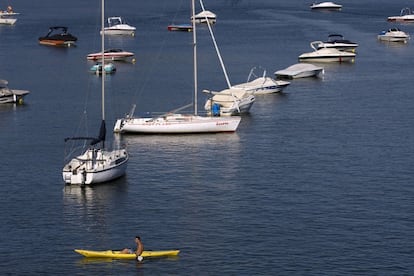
1 0 413 274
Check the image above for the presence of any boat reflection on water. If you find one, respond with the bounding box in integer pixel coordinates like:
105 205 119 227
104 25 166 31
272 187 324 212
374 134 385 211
63 178 128 204
62 179 128 237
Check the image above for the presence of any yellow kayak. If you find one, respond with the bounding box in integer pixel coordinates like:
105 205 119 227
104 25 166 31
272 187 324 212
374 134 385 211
74 249 180 259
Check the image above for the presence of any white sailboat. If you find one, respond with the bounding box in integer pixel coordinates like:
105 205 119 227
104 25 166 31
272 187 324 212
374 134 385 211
62 0 128 185
113 0 241 134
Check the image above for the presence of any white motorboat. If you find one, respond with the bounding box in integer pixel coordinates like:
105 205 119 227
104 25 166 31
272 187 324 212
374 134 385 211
191 10 216 24
275 63 324 79
101 16 136 36
0 80 29 104
204 88 255 116
87 48 135 62
232 67 290 95
310 2 342 10
387 8 414 22
377 28 410 43
0 16 16 25
298 41 355 63
63 0 128 185
316 34 358 52
113 0 240 134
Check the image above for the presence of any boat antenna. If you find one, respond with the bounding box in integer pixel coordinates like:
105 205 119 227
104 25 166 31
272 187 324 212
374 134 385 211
199 0 231 88
192 0 197 115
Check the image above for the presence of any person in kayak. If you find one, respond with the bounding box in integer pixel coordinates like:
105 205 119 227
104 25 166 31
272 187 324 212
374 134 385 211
121 236 144 256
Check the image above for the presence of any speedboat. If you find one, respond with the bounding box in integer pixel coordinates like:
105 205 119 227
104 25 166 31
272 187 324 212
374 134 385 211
387 8 414 22
101 17 136 36
0 79 30 104
275 63 324 79
204 88 255 116
310 2 342 10
298 41 355 63
90 62 116 74
168 24 193 32
232 67 290 95
377 28 410 43
191 10 216 24
38 26 77 47
87 48 135 62
316 34 358 52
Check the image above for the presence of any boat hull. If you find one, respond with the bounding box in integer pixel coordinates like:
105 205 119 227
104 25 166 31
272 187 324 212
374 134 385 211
87 52 135 61
101 29 135 36
39 39 76 47
74 249 180 259
114 114 241 134
0 17 16 25
168 24 193 32
377 35 409 43
299 56 354 63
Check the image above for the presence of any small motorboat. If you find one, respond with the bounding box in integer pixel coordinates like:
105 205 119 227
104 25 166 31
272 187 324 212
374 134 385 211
316 34 358 52
0 79 30 104
377 28 410 43
191 10 216 24
38 26 77 47
87 48 135 62
275 63 324 79
167 24 193 32
90 62 116 74
310 2 342 10
387 8 414 22
298 41 355 63
232 67 290 95
101 17 136 36
203 88 255 116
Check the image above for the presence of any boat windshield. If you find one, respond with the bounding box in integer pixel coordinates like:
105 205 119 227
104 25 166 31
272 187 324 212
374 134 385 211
108 17 122 26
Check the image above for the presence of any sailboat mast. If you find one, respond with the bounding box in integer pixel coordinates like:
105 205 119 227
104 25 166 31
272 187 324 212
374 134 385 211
101 0 105 122
192 0 197 115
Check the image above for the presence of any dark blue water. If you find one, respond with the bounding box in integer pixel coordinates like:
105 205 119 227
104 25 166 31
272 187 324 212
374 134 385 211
1 0 413 274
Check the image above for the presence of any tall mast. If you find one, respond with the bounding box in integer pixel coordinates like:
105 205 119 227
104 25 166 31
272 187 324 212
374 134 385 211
101 0 105 122
192 0 197 115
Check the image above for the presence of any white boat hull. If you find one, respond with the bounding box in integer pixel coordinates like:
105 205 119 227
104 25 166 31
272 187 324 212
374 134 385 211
0 17 16 25
62 148 128 185
299 56 354 63
103 29 135 36
378 36 409 43
113 114 241 134
299 44 355 63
